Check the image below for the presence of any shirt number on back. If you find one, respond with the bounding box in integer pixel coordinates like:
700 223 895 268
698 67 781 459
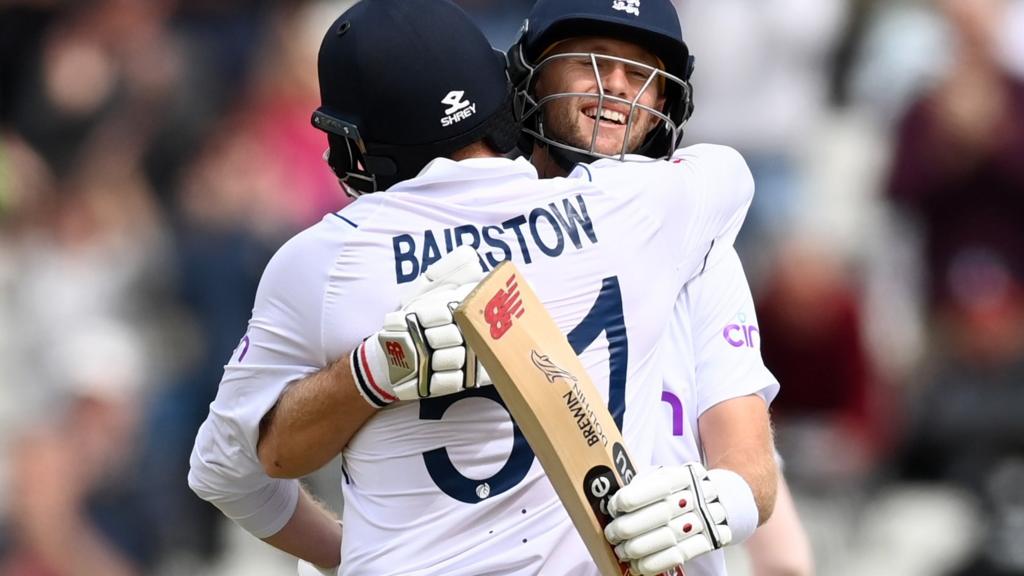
420 276 629 503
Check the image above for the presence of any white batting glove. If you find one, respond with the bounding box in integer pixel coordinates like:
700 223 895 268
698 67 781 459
298 560 337 576
350 246 491 407
604 463 759 575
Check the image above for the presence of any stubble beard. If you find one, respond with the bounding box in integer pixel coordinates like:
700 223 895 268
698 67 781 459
541 96 656 157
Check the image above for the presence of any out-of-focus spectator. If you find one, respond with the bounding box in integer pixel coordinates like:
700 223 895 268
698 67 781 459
886 0 1024 316
0 322 154 576
755 237 887 487
847 0 949 125
899 266 1024 575
7 0 181 178
139 3 351 566
675 0 847 264
886 0 1024 573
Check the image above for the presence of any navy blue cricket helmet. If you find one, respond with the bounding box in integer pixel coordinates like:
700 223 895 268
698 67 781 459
509 0 695 167
311 0 519 196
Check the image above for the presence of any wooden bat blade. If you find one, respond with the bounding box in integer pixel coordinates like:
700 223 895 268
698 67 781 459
453 261 637 576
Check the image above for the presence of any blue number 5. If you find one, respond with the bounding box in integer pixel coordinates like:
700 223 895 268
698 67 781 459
421 276 629 502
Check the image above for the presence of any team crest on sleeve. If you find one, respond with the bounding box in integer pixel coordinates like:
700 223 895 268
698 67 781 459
612 0 640 16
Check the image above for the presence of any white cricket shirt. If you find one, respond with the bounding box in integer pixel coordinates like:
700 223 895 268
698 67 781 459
190 145 754 575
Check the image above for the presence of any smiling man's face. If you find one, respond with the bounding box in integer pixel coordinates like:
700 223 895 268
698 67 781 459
533 36 666 156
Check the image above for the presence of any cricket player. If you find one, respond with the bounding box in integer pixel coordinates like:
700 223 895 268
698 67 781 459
188 1 755 575
509 1 789 574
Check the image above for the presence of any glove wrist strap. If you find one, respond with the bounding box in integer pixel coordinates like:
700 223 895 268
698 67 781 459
350 342 397 408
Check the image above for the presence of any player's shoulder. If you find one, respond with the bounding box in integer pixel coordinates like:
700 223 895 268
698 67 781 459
667 143 755 205
257 201 376 303
669 143 751 178
671 142 745 161
667 141 749 177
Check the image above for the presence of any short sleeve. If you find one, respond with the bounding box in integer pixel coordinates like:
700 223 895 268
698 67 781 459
688 247 779 415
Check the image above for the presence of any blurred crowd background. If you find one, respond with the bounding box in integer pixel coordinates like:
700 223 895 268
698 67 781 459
1 0 1022 574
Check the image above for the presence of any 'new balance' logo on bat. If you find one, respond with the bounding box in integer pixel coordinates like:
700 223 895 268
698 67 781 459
485 274 524 339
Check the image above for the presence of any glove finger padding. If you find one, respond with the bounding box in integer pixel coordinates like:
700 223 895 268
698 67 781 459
608 465 700 517
354 247 491 407
605 488 698 543
618 513 718 575
632 536 715 576
634 546 687 576
401 245 484 306
431 347 466 371
603 463 743 574
424 324 463 349
423 245 484 285
408 303 454 328
427 370 468 397
382 310 411 332
613 505 729 562
613 511 700 559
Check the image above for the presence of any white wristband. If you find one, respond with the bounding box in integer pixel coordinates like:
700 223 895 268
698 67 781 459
708 468 759 545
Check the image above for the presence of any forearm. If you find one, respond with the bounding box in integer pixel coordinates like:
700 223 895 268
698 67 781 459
707 440 777 526
698 395 778 525
258 355 376 478
262 488 342 569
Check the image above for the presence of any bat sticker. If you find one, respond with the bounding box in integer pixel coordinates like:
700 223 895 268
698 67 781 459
583 465 621 526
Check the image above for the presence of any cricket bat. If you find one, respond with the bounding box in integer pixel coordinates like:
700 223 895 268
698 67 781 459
453 261 639 576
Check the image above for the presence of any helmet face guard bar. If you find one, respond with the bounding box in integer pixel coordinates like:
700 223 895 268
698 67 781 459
312 108 383 196
513 47 693 163
312 90 517 197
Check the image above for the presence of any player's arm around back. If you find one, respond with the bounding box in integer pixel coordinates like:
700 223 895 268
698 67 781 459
257 245 488 478
257 355 377 479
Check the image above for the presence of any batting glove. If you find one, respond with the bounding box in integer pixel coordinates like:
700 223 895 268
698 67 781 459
603 463 759 575
351 246 491 407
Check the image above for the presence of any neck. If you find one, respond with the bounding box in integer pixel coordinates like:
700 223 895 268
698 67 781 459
451 141 502 161
530 144 569 178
